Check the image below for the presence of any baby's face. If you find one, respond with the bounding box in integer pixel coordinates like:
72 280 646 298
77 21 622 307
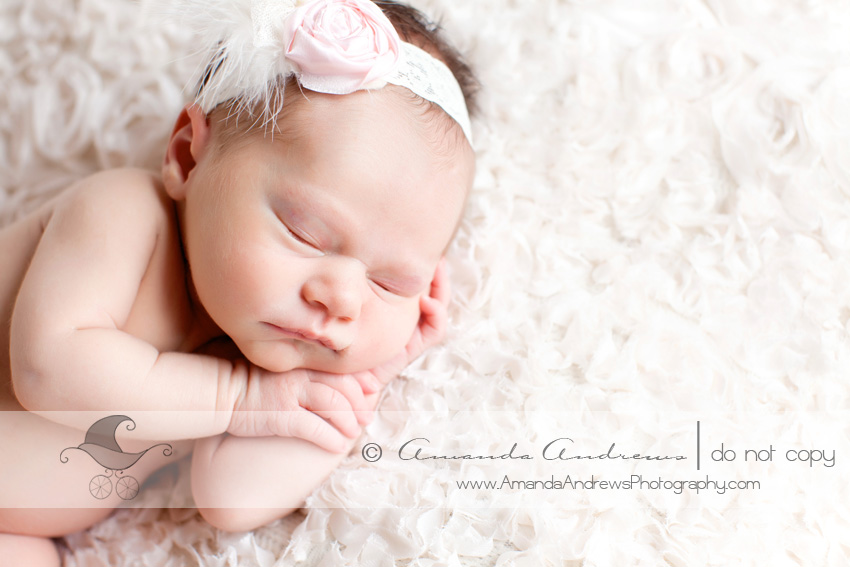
180 90 474 373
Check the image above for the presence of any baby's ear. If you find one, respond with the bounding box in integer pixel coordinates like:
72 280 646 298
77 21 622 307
162 103 212 200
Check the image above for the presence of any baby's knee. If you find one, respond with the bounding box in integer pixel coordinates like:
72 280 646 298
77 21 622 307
197 506 298 533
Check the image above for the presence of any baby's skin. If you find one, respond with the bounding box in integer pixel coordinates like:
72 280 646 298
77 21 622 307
0 87 474 564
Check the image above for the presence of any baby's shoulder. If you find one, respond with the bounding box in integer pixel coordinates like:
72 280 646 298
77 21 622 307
51 167 174 232
59 167 170 214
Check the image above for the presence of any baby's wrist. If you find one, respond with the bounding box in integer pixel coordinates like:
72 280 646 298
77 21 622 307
220 357 250 420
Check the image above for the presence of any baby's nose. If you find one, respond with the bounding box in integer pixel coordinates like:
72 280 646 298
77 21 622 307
302 258 365 321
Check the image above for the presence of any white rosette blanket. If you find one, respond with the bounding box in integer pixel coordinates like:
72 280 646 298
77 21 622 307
2 0 850 565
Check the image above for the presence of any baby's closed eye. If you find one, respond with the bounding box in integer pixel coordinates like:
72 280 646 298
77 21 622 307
286 225 317 248
277 216 323 253
369 278 404 297
367 275 424 298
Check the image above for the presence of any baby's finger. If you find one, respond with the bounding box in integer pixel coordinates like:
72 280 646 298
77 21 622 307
419 293 448 340
299 384 361 438
352 371 382 395
313 374 373 424
419 292 446 319
281 410 349 454
429 257 451 306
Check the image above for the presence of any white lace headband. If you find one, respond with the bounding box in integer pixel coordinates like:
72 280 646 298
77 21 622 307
152 0 473 144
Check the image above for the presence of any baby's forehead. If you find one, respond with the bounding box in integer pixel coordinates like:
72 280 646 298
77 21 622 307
212 83 471 165
208 89 473 242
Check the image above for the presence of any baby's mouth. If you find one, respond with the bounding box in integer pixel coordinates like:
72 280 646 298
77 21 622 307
264 322 340 351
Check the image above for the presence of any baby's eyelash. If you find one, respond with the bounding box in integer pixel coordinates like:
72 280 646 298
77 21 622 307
288 227 310 245
372 278 424 299
283 223 318 249
370 279 398 295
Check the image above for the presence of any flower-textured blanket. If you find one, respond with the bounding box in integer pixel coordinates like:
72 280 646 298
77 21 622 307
2 0 850 565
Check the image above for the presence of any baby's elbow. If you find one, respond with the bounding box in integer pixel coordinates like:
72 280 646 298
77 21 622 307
10 328 79 411
192 465 302 532
190 437 309 532
9 356 51 411
196 507 250 533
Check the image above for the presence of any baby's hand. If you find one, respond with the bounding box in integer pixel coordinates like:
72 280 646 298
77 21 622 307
228 364 371 453
353 258 451 394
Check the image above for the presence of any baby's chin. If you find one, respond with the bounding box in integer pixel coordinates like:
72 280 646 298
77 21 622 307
277 356 382 376
241 340 382 376
236 341 402 374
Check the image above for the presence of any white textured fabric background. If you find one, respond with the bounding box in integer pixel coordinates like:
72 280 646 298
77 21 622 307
2 0 850 565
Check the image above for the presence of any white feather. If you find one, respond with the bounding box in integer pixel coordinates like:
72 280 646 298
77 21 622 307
140 0 298 129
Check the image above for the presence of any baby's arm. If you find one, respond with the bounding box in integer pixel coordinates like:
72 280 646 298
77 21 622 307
10 169 364 449
190 261 451 532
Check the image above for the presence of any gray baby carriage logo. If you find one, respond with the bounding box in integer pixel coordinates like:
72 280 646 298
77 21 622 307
59 415 172 500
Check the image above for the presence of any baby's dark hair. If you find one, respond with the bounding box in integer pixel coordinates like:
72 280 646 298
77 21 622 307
200 1 479 145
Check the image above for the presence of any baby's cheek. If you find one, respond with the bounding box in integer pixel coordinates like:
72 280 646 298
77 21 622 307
359 302 420 365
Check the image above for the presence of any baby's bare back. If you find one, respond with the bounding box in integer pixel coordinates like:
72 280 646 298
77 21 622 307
0 197 52 410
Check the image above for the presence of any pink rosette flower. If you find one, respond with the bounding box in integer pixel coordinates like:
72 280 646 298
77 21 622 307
282 0 402 94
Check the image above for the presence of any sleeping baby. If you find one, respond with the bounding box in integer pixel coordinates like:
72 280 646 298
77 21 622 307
0 0 477 564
